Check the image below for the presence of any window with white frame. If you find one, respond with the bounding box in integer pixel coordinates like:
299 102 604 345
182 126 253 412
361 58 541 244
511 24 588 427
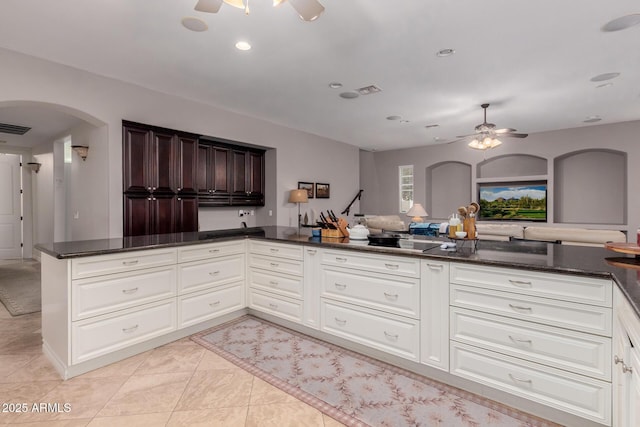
399 165 413 213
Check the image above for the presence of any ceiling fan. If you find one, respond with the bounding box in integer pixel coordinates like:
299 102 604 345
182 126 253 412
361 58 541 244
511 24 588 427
451 103 528 150
194 0 325 21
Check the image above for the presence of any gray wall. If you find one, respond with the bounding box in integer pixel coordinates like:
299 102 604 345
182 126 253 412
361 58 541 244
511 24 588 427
359 120 640 239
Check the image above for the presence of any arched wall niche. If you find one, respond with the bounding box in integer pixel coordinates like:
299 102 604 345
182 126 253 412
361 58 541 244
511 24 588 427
0 100 106 128
477 154 547 178
426 161 471 220
554 149 626 225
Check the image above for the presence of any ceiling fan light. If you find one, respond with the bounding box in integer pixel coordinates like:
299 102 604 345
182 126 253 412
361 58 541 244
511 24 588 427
194 0 223 13
288 0 325 21
489 138 502 148
223 0 245 9
468 139 483 150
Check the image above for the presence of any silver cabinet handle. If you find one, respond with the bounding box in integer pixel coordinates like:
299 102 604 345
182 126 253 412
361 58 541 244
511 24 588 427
122 287 139 295
622 364 634 374
306 249 317 255
615 355 624 365
147 187 152 191
209 271 220 276
209 249 220 253
122 324 139 333
509 373 532 384
177 187 182 191
509 279 533 288
385 263 399 270
334 317 346 326
384 331 399 340
384 292 399 300
508 335 532 345
334 283 347 290
209 301 220 307
269 280 279 286
152 187 156 190
335 257 347 263
427 263 443 270
122 260 139 266
270 262 279 268
177 198 182 201
269 303 278 309
270 248 279 253
509 304 533 312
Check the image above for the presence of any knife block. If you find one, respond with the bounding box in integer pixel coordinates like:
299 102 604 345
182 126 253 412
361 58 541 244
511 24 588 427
321 228 344 238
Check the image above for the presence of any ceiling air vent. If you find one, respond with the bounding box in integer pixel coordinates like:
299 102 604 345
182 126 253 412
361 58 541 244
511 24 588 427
0 122 31 135
356 85 382 95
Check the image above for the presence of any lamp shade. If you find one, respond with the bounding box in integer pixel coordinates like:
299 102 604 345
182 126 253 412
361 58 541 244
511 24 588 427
288 189 308 203
406 203 428 222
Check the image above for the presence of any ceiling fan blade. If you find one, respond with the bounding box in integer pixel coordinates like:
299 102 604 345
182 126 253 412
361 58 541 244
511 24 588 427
494 128 517 134
195 0 223 13
447 135 475 144
455 133 477 138
502 132 528 138
288 0 325 21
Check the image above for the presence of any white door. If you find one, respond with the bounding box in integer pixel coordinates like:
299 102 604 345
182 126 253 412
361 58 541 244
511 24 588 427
0 154 22 259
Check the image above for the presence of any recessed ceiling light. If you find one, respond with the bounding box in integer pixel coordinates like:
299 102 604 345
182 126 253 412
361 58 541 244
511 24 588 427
433 137 441 141
386 115 402 121
181 17 208 32
356 85 382 95
596 82 614 89
436 48 455 57
339 91 359 99
235 41 251 51
602 14 640 32
328 82 343 89
591 72 620 82
583 116 602 123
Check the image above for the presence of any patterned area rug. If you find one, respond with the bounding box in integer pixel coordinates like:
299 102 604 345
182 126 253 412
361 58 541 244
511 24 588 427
191 316 559 427
0 260 41 316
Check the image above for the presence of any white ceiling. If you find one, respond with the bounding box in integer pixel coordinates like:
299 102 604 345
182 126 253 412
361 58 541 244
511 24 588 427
1 0 639 151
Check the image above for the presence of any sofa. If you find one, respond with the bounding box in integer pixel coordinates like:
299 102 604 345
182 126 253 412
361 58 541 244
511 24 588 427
476 223 626 247
358 215 407 234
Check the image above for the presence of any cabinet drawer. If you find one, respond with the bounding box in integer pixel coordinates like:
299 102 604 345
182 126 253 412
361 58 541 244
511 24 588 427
250 254 303 276
248 289 303 323
321 267 420 318
178 284 244 328
321 250 420 278
451 284 612 336
72 248 177 280
72 300 176 364
451 307 611 381
248 268 303 299
450 263 612 307
72 265 177 321
178 254 245 293
177 240 245 263
451 342 611 425
321 300 420 361
249 240 303 260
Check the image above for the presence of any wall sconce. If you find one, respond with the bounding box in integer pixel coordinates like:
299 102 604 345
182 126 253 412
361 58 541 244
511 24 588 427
71 145 89 161
26 162 42 173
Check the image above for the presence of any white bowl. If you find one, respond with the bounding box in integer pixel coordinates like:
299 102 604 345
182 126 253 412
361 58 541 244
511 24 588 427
455 231 467 238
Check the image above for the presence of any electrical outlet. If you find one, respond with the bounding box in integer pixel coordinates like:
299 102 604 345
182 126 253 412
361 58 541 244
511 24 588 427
238 209 244 217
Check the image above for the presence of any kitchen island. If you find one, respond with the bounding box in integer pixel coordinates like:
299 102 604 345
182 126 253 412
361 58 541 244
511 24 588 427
36 226 640 427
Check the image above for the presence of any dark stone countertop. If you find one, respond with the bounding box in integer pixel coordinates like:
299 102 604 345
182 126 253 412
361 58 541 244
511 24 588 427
36 225 640 319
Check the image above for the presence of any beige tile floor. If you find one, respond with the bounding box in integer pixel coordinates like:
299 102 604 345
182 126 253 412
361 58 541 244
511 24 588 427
0 292 346 426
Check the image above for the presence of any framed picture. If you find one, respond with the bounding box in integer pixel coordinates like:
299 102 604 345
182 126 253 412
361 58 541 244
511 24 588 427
298 181 314 199
315 182 330 199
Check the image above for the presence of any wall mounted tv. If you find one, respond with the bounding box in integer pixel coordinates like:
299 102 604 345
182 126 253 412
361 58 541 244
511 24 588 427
478 181 547 222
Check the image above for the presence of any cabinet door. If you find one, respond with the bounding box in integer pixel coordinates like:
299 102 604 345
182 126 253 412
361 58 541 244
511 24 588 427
212 146 230 194
123 125 151 193
197 144 211 196
124 194 152 237
628 345 640 427
152 195 177 235
150 130 176 194
231 149 247 196
248 150 264 196
176 196 198 233
176 135 198 194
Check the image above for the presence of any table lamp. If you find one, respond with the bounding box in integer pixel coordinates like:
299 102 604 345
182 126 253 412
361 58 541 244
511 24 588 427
406 203 428 223
288 189 309 232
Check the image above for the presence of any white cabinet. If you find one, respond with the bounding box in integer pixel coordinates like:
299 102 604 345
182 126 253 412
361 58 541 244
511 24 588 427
319 248 421 362
303 246 321 329
248 241 304 323
421 261 449 371
613 286 640 427
449 262 613 425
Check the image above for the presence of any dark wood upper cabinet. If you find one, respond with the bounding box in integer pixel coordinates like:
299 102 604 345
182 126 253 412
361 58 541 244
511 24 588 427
231 149 247 196
198 144 230 200
176 135 198 194
123 125 151 193
151 130 177 194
